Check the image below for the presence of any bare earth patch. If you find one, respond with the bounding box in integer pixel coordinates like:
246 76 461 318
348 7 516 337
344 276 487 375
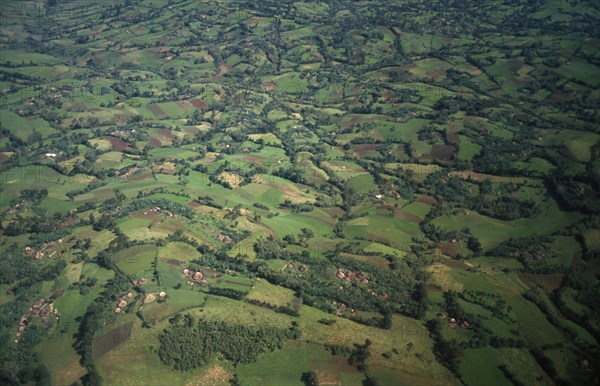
416 195 437 206
105 136 131 151
428 144 456 161
185 365 232 386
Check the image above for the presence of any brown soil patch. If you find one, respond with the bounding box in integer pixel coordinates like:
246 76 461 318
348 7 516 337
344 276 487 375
185 365 232 386
447 128 460 144
124 172 153 182
394 208 422 222
147 104 166 118
148 137 162 147
548 92 576 103
429 144 456 161
352 143 380 157
439 243 459 258
190 99 206 109
177 100 191 111
164 258 182 266
105 136 131 151
310 355 357 385
76 230 99 240
520 273 563 293
187 200 201 208
153 166 175 175
261 81 278 91
426 69 446 78
157 128 172 139
243 154 266 167
416 195 438 205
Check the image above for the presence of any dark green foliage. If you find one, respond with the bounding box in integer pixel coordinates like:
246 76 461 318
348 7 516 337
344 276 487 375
301 370 319 386
488 235 558 273
124 198 195 218
279 199 314 213
158 318 300 370
432 339 462 372
207 286 247 300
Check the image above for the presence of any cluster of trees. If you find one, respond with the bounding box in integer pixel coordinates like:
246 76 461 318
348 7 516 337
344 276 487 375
424 172 538 221
0 299 52 386
0 243 67 286
74 272 132 384
279 199 314 213
547 169 600 214
488 235 558 273
159 316 301 370
123 198 196 219
245 297 302 317
564 264 600 321
427 306 465 374
459 290 513 321
66 180 108 201
195 195 223 209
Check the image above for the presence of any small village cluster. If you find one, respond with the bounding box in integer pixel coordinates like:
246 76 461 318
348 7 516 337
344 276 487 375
285 262 308 272
16 298 59 342
331 300 357 315
336 268 370 284
142 206 177 219
116 165 146 180
182 267 208 286
114 292 133 314
24 238 64 260
437 312 470 329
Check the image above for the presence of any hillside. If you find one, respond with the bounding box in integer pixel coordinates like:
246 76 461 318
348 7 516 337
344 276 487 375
0 1 599 385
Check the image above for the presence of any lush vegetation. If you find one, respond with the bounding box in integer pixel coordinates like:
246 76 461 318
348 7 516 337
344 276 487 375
0 0 598 385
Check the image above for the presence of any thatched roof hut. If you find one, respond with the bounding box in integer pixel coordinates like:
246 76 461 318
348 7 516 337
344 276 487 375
114 307 122 313
143 294 156 304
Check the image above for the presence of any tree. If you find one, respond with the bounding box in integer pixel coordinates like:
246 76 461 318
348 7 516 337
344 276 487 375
363 374 379 386
433 339 462 371
301 370 319 386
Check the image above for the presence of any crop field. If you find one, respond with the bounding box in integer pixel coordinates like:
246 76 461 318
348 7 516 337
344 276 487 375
0 1 598 385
